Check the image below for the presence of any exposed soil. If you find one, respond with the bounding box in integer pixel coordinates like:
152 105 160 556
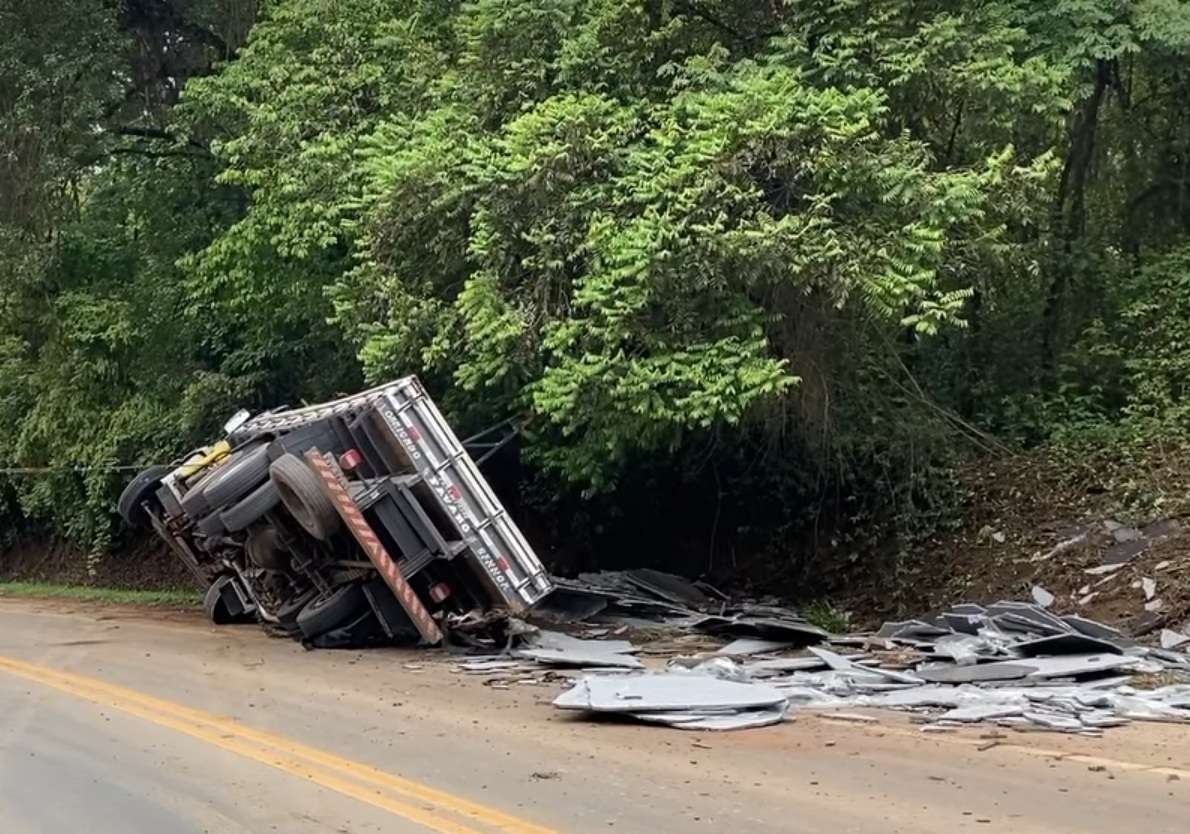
835 447 1190 635
0 535 196 591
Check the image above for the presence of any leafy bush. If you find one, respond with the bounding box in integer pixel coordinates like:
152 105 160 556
3 0 1190 579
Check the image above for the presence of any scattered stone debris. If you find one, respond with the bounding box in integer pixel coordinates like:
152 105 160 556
1161 629 1190 650
545 570 830 645
448 569 1190 733
1109 522 1143 543
527 575 1190 732
1031 585 1056 609
516 630 643 669
554 673 789 730
1142 577 1158 601
715 638 794 657
1097 517 1182 568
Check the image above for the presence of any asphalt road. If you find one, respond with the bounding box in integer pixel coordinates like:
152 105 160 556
0 597 1187 834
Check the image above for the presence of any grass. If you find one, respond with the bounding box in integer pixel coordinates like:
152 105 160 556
802 599 853 634
0 581 200 607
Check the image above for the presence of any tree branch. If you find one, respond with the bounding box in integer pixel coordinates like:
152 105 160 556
125 0 228 56
944 98 965 164
672 1 780 43
108 126 209 152
108 147 208 160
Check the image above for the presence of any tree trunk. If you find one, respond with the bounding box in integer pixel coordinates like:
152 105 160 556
1040 59 1111 384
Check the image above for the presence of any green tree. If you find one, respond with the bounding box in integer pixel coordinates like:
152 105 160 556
6 0 1190 580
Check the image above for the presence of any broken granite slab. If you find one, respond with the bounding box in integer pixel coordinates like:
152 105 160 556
863 685 970 709
1143 685 1190 708
1006 604 1074 632
543 590 1189 735
992 613 1062 636
1142 577 1158 601
1111 525 1143 543
1160 629 1190 650
623 568 713 610
767 684 847 707
1061 615 1125 642
518 647 644 668
515 629 643 668
1031 586 1056 609
1102 539 1147 566
742 656 835 676
941 613 986 635
915 653 1138 684
554 674 787 713
877 620 951 640
715 638 794 657
1105 694 1190 723
630 704 788 730
692 615 830 643
916 661 1035 684
1022 654 1140 680
931 634 1003 665
527 630 637 655
1079 710 1130 728
1023 711 1085 731
939 703 1025 723
1013 633 1124 657
670 656 753 682
808 647 922 684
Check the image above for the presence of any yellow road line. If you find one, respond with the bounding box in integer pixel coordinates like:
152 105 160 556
0 655 562 834
0 657 560 834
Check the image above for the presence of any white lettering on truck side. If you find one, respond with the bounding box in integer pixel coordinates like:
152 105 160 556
379 405 512 593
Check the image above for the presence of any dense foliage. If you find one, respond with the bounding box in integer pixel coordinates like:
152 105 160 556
3 1 1190 577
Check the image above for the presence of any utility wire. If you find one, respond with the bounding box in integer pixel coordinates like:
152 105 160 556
0 464 159 475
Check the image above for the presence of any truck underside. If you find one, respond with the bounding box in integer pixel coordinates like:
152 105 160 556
120 377 553 646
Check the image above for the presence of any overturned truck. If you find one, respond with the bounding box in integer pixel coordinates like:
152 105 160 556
119 377 554 646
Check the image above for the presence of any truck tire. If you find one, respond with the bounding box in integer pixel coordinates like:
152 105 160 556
296 583 368 639
195 511 227 538
276 587 317 625
179 464 222 519
269 453 340 540
118 465 171 527
204 575 250 624
220 480 281 532
202 443 271 509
